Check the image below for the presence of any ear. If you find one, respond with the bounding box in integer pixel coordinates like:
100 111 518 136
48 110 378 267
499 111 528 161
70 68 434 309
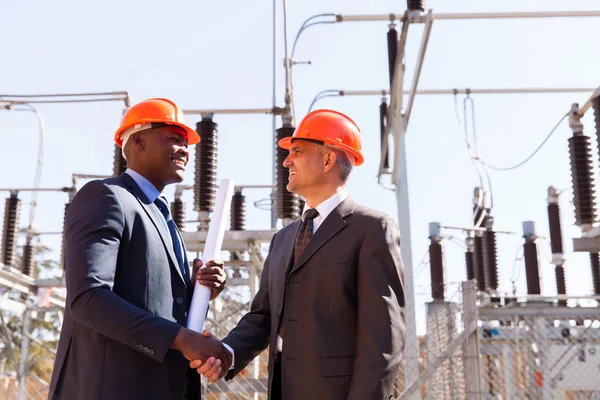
131 132 145 151
323 150 336 173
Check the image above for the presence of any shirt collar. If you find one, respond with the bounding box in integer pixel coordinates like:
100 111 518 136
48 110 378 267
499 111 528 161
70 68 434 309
302 189 349 221
124 168 162 203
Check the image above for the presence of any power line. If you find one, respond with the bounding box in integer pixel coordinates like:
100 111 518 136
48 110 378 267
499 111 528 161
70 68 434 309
476 112 569 172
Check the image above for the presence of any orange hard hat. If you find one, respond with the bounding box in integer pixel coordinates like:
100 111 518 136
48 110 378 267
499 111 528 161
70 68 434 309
278 109 364 166
114 98 200 147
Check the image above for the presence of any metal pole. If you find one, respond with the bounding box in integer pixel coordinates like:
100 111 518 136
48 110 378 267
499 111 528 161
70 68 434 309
404 10 433 129
386 12 420 395
282 0 294 126
536 316 551 400
18 308 32 400
335 10 600 23
182 108 277 115
433 10 600 20
271 0 278 230
395 131 421 397
576 86 600 117
1 91 129 98
462 280 483 399
2 98 128 105
248 241 261 400
0 188 69 192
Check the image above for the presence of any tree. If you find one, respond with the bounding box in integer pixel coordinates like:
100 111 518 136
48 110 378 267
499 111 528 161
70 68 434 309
0 237 62 388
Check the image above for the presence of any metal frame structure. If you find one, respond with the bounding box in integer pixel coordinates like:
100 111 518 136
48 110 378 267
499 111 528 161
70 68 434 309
287 8 600 394
2 5 600 400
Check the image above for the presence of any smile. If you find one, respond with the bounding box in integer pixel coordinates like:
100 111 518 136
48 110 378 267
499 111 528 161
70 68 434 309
172 158 186 167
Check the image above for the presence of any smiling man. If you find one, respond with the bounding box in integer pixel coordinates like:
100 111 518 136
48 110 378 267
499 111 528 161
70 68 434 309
193 109 406 400
49 98 232 400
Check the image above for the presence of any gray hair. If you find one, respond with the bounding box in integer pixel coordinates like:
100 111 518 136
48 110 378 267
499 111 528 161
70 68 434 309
319 144 353 182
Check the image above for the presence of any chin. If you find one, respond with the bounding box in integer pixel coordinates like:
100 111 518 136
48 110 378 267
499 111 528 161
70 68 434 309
286 183 301 196
168 171 185 184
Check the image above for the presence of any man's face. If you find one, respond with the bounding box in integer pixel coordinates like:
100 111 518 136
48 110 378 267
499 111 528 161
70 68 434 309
139 126 189 187
283 140 326 196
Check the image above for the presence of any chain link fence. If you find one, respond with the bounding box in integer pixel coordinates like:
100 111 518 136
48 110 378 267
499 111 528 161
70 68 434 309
6 279 600 399
479 306 600 400
0 297 62 400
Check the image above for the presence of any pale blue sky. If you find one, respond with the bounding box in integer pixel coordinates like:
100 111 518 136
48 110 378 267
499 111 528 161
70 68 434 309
1 1 600 331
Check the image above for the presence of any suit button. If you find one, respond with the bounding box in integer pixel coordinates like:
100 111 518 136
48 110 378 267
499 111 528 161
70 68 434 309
176 297 184 305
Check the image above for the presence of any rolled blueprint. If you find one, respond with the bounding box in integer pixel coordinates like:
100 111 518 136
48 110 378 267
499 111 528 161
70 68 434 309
186 178 235 332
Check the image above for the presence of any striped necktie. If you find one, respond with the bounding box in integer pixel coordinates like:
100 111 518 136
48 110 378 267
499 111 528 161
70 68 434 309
154 196 189 285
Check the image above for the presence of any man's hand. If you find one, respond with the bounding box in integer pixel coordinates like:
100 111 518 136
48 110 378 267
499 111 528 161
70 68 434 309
192 258 226 300
170 327 232 380
189 331 227 382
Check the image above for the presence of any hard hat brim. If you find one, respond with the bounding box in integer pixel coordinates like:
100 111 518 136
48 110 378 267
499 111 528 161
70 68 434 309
278 137 364 166
115 120 200 147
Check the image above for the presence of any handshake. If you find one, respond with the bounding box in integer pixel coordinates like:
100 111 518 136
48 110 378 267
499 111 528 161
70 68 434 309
171 326 232 383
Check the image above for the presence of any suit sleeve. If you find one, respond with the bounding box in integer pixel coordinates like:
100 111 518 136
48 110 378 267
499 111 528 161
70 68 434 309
347 215 406 400
222 236 275 379
66 180 181 363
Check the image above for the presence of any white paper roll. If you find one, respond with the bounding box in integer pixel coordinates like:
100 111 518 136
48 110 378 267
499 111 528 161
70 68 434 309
186 178 235 332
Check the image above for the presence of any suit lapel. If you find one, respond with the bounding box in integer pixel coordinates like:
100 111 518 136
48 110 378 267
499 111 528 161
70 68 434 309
290 197 356 275
282 220 301 276
120 173 187 286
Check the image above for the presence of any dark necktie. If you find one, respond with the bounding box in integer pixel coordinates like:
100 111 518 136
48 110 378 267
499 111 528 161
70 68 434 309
293 208 319 265
154 196 190 285
279 208 319 341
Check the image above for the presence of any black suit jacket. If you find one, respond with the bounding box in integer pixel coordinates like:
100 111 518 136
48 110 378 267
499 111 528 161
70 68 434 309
223 197 406 400
49 173 200 400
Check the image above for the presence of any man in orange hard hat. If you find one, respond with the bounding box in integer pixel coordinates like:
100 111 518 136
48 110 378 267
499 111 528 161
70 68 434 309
49 98 232 400
192 109 406 399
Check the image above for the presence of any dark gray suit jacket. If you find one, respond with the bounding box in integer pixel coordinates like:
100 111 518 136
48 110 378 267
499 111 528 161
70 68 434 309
48 173 199 400
223 197 406 400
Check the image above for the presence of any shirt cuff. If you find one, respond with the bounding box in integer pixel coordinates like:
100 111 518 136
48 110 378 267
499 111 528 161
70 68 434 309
222 342 235 369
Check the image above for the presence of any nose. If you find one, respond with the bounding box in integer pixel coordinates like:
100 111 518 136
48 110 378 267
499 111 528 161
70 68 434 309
177 145 189 158
283 153 292 167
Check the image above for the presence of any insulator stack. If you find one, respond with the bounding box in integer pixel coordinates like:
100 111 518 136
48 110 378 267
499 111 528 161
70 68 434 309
547 196 564 255
22 241 35 277
194 117 218 213
482 221 499 291
593 97 600 162
465 237 475 281
591 253 600 295
568 133 597 228
523 222 541 295
428 224 445 301
276 126 300 221
380 99 390 170
555 266 567 302
171 199 185 231
472 188 487 291
230 191 246 231
60 202 70 270
113 144 127 176
407 0 425 11
473 233 485 291
1 193 21 267
387 25 398 87
547 186 567 302
229 190 246 261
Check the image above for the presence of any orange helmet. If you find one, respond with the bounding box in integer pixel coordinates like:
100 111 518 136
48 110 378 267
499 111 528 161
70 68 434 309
278 109 364 166
114 98 200 147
